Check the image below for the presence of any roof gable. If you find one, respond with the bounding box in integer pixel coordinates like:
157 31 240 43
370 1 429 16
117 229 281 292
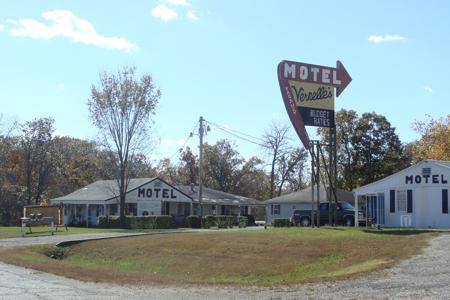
53 178 157 202
353 160 450 193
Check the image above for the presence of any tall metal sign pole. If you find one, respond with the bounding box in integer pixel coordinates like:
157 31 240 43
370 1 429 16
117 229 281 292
277 60 352 227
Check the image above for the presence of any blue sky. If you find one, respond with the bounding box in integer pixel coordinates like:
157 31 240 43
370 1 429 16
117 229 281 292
1 0 449 162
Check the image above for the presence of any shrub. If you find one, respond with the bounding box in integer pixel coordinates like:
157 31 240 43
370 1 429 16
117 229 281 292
98 216 122 228
216 215 235 228
187 215 201 228
202 215 216 229
42 246 69 260
238 216 248 228
98 215 173 229
153 216 173 229
245 214 256 226
272 218 291 227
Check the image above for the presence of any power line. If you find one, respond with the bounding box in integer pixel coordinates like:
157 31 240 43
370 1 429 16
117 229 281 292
205 120 269 148
205 120 264 143
167 120 199 161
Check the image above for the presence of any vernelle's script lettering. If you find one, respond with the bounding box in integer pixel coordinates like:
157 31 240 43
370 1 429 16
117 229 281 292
291 85 332 104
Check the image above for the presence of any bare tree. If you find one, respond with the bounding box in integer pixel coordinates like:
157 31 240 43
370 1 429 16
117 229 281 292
88 66 160 225
261 123 290 198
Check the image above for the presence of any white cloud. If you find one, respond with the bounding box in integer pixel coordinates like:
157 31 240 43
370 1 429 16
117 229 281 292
0 24 4 31
423 86 434 93
6 10 138 52
162 138 174 146
57 83 64 91
187 11 199 21
368 34 406 43
53 129 66 137
161 0 190 6
152 4 178 21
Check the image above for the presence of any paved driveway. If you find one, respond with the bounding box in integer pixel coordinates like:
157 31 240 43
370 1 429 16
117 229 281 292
1 232 450 299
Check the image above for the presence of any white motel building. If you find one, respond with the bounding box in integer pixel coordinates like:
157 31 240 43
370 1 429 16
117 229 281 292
353 160 450 228
50 177 261 227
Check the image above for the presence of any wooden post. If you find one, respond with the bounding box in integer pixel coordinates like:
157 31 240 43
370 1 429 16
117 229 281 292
85 204 89 228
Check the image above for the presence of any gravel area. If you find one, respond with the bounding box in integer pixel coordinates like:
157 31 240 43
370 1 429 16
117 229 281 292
1 233 450 299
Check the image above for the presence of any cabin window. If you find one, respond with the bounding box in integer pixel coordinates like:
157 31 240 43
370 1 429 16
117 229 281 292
397 190 407 212
271 204 280 215
125 203 137 216
389 190 395 213
443 189 449 214
109 204 118 215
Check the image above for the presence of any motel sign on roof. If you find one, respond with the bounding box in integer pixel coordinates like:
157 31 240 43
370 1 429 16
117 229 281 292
277 60 352 149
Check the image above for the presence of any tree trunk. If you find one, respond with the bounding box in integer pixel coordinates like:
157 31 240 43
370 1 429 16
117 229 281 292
119 165 127 227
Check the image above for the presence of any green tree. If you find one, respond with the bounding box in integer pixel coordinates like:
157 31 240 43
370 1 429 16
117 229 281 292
177 147 198 185
0 118 24 225
21 117 55 205
88 66 160 225
318 109 410 190
410 115 450 162
232 156 270 200
202 140 244 193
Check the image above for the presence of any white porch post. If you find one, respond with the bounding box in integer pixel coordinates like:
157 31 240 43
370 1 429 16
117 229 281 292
354 193 359 227
85 204 89 228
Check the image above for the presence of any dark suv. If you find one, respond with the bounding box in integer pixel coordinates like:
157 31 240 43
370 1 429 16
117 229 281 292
292 201 364 226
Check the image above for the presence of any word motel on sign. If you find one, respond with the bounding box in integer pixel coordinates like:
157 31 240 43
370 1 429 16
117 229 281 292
283 62 341 86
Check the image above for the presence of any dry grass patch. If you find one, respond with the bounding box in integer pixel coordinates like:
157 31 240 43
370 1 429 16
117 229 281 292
0 228 440 286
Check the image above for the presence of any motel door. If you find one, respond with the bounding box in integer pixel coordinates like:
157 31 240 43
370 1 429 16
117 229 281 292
366 193 385 226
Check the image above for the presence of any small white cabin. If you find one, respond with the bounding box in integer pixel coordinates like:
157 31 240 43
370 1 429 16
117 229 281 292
264 186 354 224
353 160 450 228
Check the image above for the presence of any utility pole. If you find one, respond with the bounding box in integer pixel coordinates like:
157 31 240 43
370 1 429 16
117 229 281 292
198 116 204 217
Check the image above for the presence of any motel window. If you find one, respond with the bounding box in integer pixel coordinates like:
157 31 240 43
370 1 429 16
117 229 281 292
407 190 413 213
390 190 395 213
109 204 118 215
397 190 407 213
125 203 137 216
271 204 280 215
177 203 183 215
443 189 449 214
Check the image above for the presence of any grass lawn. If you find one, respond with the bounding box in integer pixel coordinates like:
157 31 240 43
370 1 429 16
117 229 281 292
0 226 150 239
0 227 442 286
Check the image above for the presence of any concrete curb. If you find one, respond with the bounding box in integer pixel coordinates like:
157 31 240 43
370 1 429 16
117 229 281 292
55 229 197 247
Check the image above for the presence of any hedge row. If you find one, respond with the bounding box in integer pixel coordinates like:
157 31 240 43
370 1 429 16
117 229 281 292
98 215 173 229
272 218 291 227
185 215 249 229
98 215 251 229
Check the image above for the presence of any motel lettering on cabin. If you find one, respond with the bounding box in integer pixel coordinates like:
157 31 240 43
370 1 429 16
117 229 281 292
354 160 450 228
51 177 262 227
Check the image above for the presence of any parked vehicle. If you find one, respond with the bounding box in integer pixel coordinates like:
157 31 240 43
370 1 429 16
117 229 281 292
291 201 365 227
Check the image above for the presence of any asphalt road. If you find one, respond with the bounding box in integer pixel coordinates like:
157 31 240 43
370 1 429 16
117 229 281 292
1 232 450 299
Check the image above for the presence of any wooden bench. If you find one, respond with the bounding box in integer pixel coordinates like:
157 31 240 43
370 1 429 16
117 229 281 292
20 214 66 237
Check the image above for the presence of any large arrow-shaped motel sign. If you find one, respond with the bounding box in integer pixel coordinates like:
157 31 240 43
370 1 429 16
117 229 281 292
277 60 352 149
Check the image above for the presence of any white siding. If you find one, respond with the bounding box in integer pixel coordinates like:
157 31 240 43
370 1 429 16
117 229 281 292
355 161 450 228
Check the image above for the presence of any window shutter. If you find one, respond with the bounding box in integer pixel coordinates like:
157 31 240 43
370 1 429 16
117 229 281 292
390 190 395 213
271 205 274 215
407 190 413 213
443 190 449 214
